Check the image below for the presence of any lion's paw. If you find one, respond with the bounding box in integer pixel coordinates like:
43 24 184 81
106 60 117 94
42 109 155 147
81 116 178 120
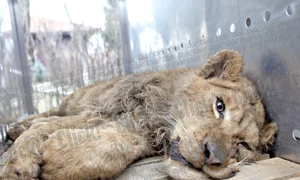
40 132 74 180
0 158 41 180
7 122 27 141
202 165 239 179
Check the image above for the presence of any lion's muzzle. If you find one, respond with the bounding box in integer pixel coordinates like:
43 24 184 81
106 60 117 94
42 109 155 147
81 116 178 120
203 140 227 165
168 138 192 166
169 132 235 170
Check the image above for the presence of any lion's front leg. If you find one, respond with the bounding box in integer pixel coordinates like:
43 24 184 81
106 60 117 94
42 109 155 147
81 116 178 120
40 127 151 180
164 158 209 180
0 116 88 180
7 108 61 141
164 158 238 180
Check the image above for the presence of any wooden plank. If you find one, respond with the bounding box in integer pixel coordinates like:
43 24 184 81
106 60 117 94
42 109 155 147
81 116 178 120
230 158 300 180
257 153 270 161
288 177 300 180
116 156 167 180
117 157 300 180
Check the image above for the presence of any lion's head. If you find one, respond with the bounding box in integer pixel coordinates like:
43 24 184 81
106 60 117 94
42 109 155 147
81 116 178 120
167 50 278 179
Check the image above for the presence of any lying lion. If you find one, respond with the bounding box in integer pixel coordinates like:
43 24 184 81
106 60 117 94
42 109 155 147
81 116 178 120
0 50 278 180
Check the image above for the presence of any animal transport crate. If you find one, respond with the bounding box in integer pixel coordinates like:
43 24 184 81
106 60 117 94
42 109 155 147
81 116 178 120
118 0 300 164
0 0 300 179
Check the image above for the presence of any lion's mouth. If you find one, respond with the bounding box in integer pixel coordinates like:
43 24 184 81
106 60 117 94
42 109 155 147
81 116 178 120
168 138 227 168
168 138 239 179
167 138 194 167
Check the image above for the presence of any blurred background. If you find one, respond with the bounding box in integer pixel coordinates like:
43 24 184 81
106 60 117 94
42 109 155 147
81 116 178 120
0 0 122 123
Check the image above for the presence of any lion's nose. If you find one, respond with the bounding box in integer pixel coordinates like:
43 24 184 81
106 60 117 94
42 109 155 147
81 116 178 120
204 142 225 165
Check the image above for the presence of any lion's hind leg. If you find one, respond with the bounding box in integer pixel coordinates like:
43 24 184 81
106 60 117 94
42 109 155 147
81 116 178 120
8 108 61 141
0 116 88 180
40 126 151 180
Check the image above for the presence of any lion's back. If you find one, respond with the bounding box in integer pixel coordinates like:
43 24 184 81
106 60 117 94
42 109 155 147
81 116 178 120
57 68 196 117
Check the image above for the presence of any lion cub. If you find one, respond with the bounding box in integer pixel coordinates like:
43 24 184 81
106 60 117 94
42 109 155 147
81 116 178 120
1 50 278 180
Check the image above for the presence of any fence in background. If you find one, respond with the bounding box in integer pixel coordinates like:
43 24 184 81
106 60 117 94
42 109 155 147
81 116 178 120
0 0 123 123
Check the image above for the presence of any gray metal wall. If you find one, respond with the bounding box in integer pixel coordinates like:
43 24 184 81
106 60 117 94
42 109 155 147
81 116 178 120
120 0 300 163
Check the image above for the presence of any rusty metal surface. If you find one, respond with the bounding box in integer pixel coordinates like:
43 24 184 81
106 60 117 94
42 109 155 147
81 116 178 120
121 0 300 163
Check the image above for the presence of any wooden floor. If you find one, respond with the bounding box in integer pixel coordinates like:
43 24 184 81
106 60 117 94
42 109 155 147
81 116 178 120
0 145 300 179
230 158 300 180
115 156 300 180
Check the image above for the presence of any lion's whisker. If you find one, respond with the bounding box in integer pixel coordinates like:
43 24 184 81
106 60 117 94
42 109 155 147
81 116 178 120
169 115 188 134
231 152 253 167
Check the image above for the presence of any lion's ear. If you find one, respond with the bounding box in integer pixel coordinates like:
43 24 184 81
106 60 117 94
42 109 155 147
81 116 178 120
200 50 243 81
258 122 279 152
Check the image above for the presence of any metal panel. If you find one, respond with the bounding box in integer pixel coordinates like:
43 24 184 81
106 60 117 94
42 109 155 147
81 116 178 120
122 0 300 163
0 0 32 122
117 0 132 74
7 0 34 115
0 0 32 148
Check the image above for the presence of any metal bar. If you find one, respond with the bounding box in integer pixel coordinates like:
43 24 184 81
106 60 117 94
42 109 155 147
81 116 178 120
7 0 34 115
117 0 132 74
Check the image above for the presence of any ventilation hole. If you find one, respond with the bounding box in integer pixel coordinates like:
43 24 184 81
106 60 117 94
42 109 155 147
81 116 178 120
286 4 294 16
245 18 251 27
202 35 205 38
216 28 221 36
180 43 184 49
264 11 271 22
230 23 236 33
292 129 300 141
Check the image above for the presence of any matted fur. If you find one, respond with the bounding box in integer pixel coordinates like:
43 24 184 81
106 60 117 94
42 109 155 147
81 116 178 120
1 50 278 180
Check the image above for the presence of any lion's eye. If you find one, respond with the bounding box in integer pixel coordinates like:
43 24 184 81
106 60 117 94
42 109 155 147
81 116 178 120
213 97 226 119
216 97 225 115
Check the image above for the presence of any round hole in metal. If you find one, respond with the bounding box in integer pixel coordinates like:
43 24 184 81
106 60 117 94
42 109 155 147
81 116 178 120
188 40 194 46
292 129 300 141
264 11 271 22
180 43 184 49
230 23 236 33
216 28 221 36
286 4 293 16
245 18 251 27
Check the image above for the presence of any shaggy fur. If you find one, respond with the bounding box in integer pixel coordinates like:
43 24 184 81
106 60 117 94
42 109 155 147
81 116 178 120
0 50 278 180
